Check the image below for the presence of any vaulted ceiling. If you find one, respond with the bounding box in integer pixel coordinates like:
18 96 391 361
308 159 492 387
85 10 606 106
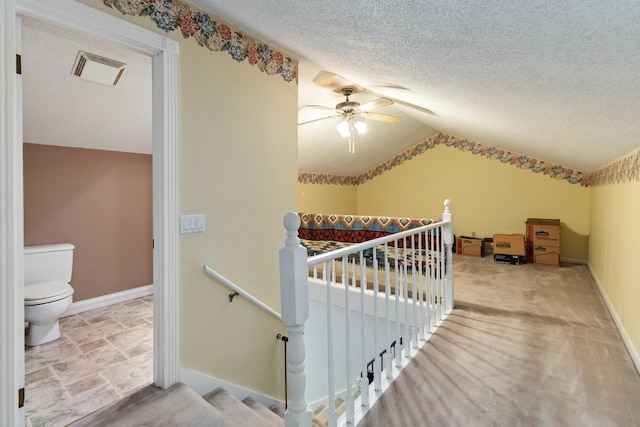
190 0 640 176
22 2 640 178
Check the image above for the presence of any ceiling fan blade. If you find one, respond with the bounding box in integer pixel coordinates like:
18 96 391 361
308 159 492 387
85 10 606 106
391 98 435 115
312 70 436 115
298 114 341 126
369 83 410 91
358 97 394 112
313 71 364 94
368 90 435 116
360 112 401 123
304 104 341 113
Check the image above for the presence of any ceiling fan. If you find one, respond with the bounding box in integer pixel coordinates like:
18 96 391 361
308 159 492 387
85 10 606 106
311 70 435 115
299 86 400 153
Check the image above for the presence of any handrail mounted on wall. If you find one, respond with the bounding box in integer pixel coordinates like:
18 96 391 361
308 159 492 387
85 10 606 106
202 264 282 321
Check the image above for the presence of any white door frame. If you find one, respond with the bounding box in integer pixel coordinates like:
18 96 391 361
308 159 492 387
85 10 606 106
0 1 179 425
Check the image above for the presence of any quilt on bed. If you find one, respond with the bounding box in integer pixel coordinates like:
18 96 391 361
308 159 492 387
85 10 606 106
298 213 436 244
298 212 443 272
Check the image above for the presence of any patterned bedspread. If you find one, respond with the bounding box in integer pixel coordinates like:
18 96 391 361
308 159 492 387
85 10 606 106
298 212 445 273
301 239 442 272
298 212 436 245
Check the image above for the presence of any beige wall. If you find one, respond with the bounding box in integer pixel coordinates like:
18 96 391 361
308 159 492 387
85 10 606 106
298 182 357 214
177 39 296 398
357 146 590 260
23 143 153 301
299 144 590 260
296 144 640 373
589 179 640 363
82 1 298 399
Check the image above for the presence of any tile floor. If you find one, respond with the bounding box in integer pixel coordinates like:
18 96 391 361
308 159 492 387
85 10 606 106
24 296 153 427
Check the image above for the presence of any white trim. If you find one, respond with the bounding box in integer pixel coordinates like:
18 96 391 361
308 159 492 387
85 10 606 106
16 0 169 54
560 257 587 265
180 367 285 411
1 5 25 425
18 0 180 389
152 43 180 389
64 285 154 316
587 262 640 375
1 1 180 422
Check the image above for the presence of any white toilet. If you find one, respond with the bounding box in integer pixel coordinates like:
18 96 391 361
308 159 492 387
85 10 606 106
24 243 75 346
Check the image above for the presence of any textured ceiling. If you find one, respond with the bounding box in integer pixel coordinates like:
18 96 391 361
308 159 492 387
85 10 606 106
190 0 640 174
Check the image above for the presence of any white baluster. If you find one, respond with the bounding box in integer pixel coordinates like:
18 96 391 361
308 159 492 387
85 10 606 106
325 261 336 427
394 242 401 368
436 226 442 321
359 251 369 407
403 238 410 359
384 244 393 380
439 226 445 320
343 256 354 425
411 236 418 349
427 228 434 332
443 199 454 313
418 231 424 341
279 213 312 427
373 248 381 392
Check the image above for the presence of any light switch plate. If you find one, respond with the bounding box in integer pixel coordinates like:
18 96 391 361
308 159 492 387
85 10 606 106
180 214 205 234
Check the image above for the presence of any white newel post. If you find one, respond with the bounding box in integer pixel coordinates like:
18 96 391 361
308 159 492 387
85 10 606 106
442 199 454 313
279 213 313 427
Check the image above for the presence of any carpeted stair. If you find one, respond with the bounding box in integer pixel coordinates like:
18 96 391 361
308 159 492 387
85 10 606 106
312 389 361 426
70 383 286 427
69 382 340 426
203 388 283 426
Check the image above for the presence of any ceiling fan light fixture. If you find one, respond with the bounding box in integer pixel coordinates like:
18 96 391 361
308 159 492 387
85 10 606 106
337 119 351 137
354 120 367 134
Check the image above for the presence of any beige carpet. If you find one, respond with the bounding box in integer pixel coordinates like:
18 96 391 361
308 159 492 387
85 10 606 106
359 254 640 427
70 383 234 426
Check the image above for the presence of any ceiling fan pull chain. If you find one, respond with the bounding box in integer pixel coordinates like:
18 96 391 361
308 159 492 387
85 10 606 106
349 128 356 154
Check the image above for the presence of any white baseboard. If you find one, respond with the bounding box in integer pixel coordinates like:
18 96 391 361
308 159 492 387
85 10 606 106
587 262 640 375
180 367 284 411
64 284 154 316
560 257 587 265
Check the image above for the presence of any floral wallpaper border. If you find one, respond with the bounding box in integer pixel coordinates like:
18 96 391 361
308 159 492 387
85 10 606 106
590 148 640 187
101 1 638 188
103 0 298 83
299 133 592 187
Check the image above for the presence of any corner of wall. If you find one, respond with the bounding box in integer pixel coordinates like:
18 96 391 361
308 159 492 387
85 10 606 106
587 261 640 375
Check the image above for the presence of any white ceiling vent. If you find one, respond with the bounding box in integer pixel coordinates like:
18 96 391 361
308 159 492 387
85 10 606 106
72 51 126 86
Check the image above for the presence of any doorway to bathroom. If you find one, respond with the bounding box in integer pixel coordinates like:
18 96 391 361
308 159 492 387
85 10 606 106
21 16 155 426
1 1 179 425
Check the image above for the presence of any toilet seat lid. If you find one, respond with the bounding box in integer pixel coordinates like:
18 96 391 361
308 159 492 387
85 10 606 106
25 281 74 305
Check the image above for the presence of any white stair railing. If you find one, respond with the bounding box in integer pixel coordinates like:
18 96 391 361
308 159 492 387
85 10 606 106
279 213 314 427
279 200 454 427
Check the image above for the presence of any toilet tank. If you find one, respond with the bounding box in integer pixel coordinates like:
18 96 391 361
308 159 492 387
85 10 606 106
24 243 75 286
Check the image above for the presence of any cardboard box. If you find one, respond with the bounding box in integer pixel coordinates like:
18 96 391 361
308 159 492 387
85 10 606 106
493 234 526 256
526 218 560 247
456 236 484 257
531 245 560 266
